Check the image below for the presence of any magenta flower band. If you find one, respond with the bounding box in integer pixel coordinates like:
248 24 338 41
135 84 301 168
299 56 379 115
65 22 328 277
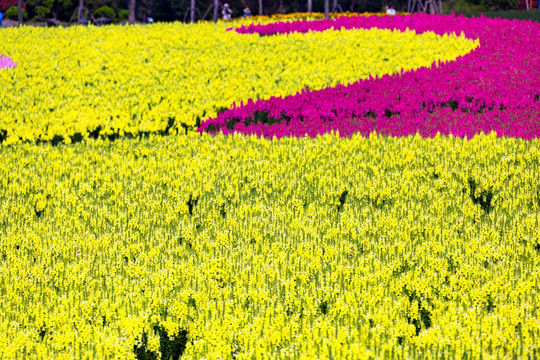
199 14 540 140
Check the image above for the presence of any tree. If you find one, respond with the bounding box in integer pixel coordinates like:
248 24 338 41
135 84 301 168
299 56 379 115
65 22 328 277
324 0 328 16
77 0 83 21
168 0 188 20
128 0 134 22
307 0 311 12
18 0 23 23
24 0 70 19
258 0 262 14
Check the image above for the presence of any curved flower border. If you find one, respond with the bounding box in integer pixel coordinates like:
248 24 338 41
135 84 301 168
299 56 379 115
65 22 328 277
0 56 17 70
199 14 540 139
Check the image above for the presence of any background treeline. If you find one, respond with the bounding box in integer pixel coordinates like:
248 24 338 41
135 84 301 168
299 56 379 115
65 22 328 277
0 0 536 24
0 0 395 22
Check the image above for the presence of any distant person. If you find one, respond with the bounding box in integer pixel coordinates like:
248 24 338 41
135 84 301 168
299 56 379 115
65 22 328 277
222 3 232 20
385 5 396 15
243 7 252 17
0 10 3 27
146 16 154 23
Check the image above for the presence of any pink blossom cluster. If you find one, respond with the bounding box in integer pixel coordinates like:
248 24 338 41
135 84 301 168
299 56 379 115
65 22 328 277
200 14 540 139
0 56 17 70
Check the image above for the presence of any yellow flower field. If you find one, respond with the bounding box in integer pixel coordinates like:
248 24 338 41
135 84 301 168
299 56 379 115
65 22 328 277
0 133 539 359
0 21 477 145
2 12 538 360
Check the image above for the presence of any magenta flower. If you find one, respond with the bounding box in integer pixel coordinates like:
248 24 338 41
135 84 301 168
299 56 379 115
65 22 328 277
0 56 17 70
200 14 540 140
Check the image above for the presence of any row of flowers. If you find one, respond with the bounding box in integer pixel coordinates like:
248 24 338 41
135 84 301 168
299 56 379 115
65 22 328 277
200 14 540 139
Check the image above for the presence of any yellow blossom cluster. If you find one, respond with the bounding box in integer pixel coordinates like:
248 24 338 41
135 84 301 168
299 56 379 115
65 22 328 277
0 21 476 145
0 132 539 359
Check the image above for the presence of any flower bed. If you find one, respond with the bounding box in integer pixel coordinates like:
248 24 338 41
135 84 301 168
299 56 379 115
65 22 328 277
200 14 540 139
1 133 540 359
0 19 474 145
1 14 540 360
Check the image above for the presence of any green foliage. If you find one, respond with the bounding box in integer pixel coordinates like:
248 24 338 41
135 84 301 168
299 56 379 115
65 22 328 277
24 0 50 18
93 4 115 20
117 8 128 21
449 0 533 11
0 0 20 14
458 8 540 21
86 0 117 13
133 325 188 360
1 0 411 24
478 0 519 11
5 6 27 19
34 4 49 17
444 0 487 13
24 0 71 21
467 176 495 213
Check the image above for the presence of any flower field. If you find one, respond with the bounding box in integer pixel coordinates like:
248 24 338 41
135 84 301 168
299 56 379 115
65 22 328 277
0 13 540 360
202 14 540 139
0 17 475 145
2 133 540 359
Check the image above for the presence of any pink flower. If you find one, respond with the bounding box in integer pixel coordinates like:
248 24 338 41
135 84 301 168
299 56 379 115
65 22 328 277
0 56 17 70
201 14 540 140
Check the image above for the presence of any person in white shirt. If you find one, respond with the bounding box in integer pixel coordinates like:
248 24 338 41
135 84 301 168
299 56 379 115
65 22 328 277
385 5 396 15
222 3 232 20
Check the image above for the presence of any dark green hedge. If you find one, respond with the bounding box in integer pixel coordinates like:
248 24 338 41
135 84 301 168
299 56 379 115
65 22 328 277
457 9 540 22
